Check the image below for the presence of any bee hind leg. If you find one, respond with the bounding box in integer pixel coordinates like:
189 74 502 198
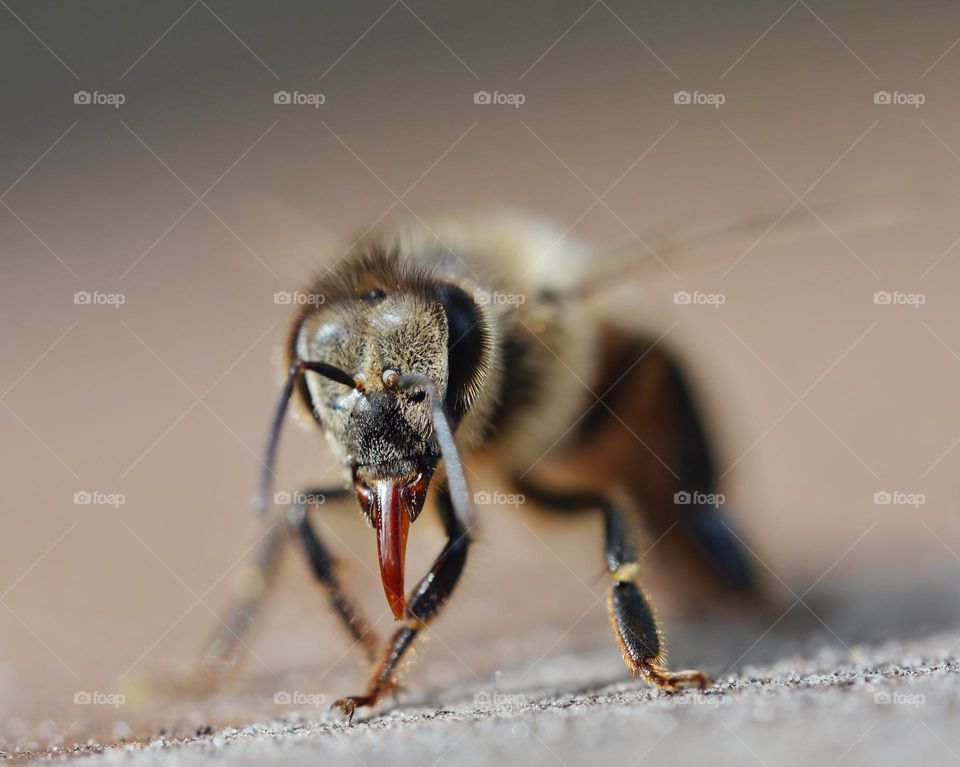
609 572 707 691
516 479 709 691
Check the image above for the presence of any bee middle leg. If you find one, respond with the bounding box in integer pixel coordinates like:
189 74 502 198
124 493 314 702
516 480 708 691
195 486 379 685
581 332 761 600
333 483 470 722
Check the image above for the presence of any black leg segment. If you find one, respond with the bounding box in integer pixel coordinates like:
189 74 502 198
516 479 708 691
333 481 471 721
286 486 380 661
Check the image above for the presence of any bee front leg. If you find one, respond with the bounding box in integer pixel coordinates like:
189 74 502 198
333 484 471 722
516 480 708 692
287 491 380 662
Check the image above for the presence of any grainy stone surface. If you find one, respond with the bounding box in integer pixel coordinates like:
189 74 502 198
14 624 960 766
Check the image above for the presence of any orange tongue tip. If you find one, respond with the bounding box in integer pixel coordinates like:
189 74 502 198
386 591 406 621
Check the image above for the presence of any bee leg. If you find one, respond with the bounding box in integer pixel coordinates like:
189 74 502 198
631 346 760 597
197 488 359 682
333 484 470 721
605 502 708 690
123 499 304 702
287 493 380 661
679 501 758 595
194 517 289 684
579 334 761 599
515 481 708 691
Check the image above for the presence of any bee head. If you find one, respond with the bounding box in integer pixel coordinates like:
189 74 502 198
278 247 493 619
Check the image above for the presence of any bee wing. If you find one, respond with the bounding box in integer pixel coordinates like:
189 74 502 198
576 172 930 296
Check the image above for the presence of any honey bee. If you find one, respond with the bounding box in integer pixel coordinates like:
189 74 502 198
196 214 767 721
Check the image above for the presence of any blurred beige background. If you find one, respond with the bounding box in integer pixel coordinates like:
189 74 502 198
3 0 960 751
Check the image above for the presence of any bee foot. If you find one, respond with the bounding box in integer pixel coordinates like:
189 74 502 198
332 695 374 724
638 662 710 691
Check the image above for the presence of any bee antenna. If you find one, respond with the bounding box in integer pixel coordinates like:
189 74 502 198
254 359 358 515
396 373 475 530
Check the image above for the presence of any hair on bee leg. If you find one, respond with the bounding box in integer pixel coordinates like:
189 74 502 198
514 479 710 693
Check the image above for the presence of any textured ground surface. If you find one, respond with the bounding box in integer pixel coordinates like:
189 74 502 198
10 594 960 766
15 638 960 766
